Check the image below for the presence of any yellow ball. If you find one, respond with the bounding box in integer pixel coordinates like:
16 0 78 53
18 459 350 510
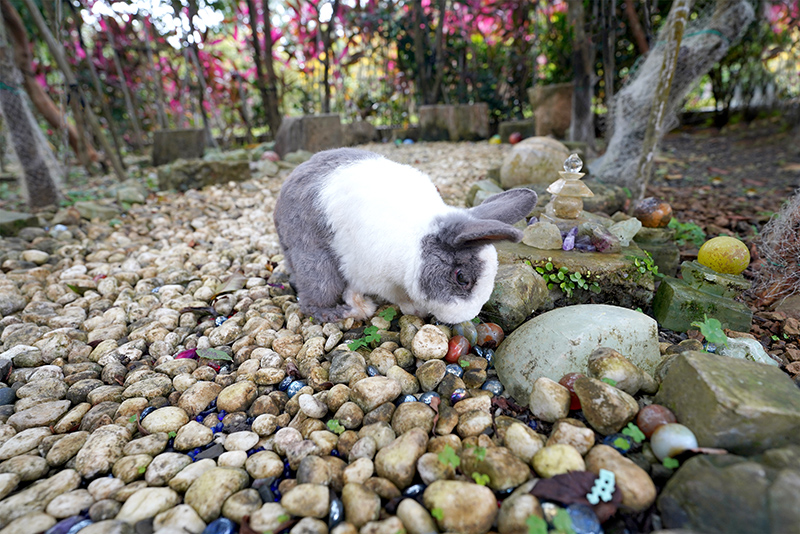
489 135 502 145
697 236 750 275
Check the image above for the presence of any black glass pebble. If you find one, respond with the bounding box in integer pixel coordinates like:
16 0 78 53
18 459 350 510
66 520 94 534
45 516 87 534
328 497 344 529
402 483 426 498
195 443 225 460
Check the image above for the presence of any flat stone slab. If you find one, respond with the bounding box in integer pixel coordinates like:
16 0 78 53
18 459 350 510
653 277 752 333
495 304 660 403
655 351 800 455
0 210 38 236
152 129 205 167
495 241 655 310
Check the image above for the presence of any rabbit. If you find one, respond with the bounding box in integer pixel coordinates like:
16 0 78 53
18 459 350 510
273 147 537 324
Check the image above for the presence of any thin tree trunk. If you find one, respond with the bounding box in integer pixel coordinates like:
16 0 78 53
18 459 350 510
569 0 596 150
601 0 617 116
245 0 270 124
18 0 125 180
411 1 431 105
633 0 690 199
67 83 93 172
105 26 144 148
186 46 218 148
234 72 254 143
321 0 340 114
0 13 59 208
83 42 126 169
261 0 282 137
1 0 99 163
624 0 649 54
143 20 168 129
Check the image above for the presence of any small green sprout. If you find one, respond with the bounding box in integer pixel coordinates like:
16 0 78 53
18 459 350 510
277 514 290 523
326 419 346 435
472 472 490 486
668 218 706 248
138 466 147 474
613 436 631 452
691 314 728 347
553 508 576 534
526 515 548 534
663 457 680 469
474 446 486 461
601 378 617 387
168 431 177 438
431 507 444 520
129 415 137 423
622 422 646 444
378 307 397 322
437 444 460 469
347 325 382 350
459 359 470 368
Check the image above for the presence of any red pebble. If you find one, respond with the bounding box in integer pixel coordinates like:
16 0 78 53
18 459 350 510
475 323 504 348
558 372 585 410
636 404 677 438
508 132 523 144
445 335 470 363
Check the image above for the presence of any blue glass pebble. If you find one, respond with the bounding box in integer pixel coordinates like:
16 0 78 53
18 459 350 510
704 342 717 353
419 392 439 405
481 379 504 396
212 423 224 433
330 448 340 457
218 410 228 421
527 419 540 432
203 517 237 534
329 497 344 528
53 224 68 232
278 376 293 392
151 287 160 294
566 503 603 534
46 516 88 534
483 348 495 368
66 519 94 534
195 415 204 422
367 365 381 377
602 433 634 454
287 380 306 398
403 138 414 144
445 363 464 378
396 394 418 405
450 388 468 403
215 316 227 327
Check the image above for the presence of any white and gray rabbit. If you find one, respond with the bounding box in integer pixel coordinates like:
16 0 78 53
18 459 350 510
273 148 537 324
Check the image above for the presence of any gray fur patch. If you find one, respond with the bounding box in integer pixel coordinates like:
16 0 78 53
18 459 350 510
469 188 538 224
419 213 487 303
274 148 378 318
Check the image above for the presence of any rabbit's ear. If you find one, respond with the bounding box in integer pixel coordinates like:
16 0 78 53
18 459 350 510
468 188 537 224
448 219 523 247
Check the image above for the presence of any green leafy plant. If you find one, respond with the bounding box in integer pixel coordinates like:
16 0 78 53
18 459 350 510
431 508 444 520
472 472 490 486
196 347 233 362
326 419 346 435
613 436 632 452
138 466 147 474
474 446 487 461
631 252 662 278
526 515 548 534
438 444 461 469
168 431 177 438
129 415 137 423
668 218 706 248
378 307 397 322
535 260 600 298
347 325 382 351
459 359 470 368
622 423 646 444
601 378 617 387
691 314 728 347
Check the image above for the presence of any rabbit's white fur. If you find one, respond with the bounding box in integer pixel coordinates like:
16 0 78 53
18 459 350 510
318 157 496 322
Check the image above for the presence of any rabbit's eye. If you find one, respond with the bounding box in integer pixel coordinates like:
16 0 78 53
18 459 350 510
454 269 471 288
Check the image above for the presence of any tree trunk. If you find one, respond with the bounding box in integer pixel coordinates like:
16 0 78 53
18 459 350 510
142 19 168 130
0 13 59 208
105 25 145 148
601 0 617 117
594 0 754 196
320 0 340 114
17 0 125 181
624 0 650 54
569 0 596 151
185 0 218 148
0 0 100 163
261 0 282 137
83 39 126 170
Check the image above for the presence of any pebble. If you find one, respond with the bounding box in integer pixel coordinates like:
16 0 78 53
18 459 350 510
411 325 448 360
531 444 586 478
422 480 498 534
528 377 571 423
585 444 657 512
116 487 180 523
183 467 249 522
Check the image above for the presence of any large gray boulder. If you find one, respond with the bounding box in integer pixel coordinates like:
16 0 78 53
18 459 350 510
658 446 800 534
655 351 800 455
